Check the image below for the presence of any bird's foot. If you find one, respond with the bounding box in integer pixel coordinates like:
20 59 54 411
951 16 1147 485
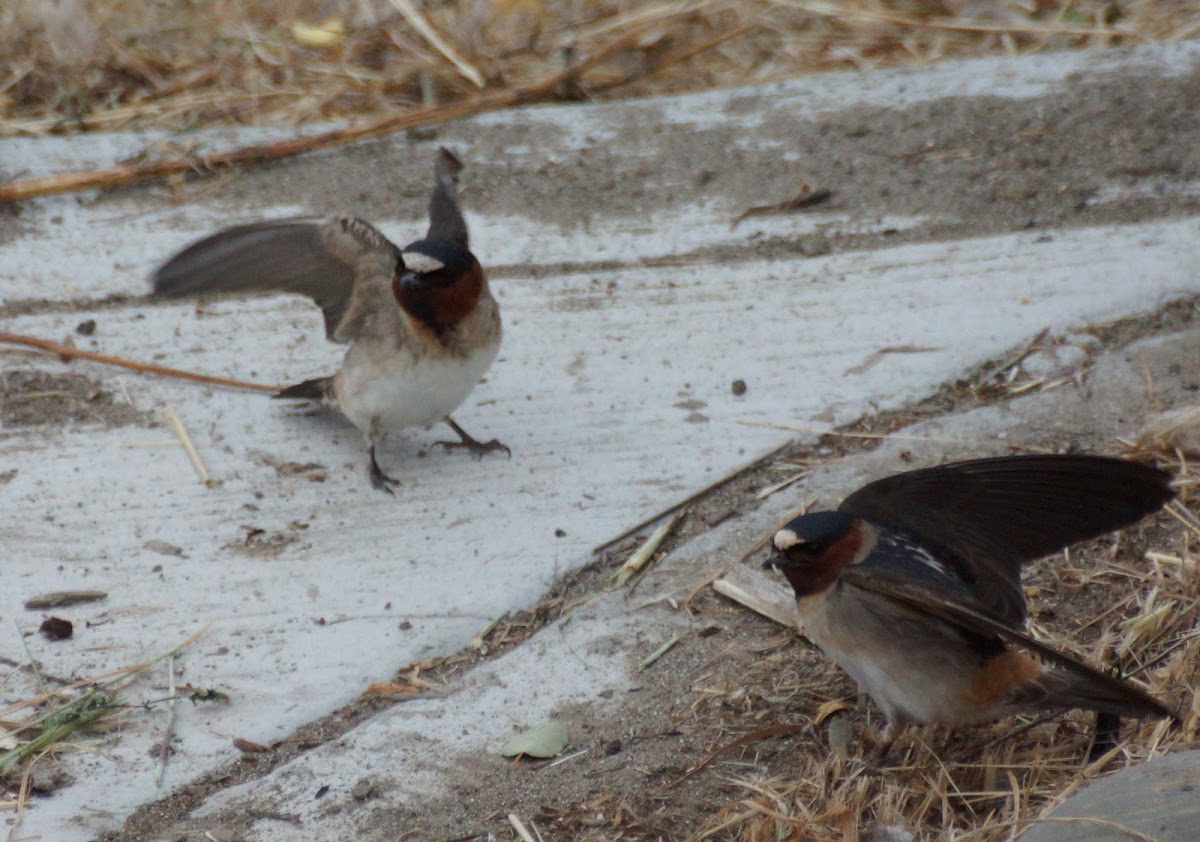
862 721 902 768
434 418 511 461
369 447 399 495
433 436 511 460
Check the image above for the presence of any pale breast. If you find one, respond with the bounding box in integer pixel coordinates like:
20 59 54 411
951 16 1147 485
799 585 989 726
331 281 501 434
334 335 499 433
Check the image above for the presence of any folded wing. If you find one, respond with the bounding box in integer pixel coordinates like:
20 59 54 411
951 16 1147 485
840 566 1176 721
839 455 1174 624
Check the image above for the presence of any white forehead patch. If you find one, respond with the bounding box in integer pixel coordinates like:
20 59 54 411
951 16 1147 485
402 251 445 274
773 528 805 552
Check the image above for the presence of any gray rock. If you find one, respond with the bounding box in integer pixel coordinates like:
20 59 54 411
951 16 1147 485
1021 750 1200 841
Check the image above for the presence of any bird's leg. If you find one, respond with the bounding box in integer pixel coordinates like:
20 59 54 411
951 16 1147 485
432 417 511 459
369 447 399 495
867 718 904 766
366 424 399 494
1088 711 1122 762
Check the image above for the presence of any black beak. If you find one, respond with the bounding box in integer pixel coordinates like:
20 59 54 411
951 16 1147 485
398 270 428 290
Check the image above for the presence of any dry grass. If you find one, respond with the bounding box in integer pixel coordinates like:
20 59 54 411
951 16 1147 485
2 1 1199 138
0 626 214 830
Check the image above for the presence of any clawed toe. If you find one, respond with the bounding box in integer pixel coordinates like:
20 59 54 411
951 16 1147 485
436 418 511 460
432 437 511 460
369 446 399 495
371 470 399 495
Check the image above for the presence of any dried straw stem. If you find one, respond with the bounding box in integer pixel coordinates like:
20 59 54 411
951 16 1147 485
0 331 281 393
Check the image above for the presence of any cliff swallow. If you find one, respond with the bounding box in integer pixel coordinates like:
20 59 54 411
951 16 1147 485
765 454 1177 756
151 148 505 493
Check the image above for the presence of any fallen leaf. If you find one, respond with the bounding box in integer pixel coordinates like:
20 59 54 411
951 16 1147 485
814 699 852 725
501 720 569 759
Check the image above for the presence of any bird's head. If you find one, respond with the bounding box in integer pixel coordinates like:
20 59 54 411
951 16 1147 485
764 510 862 596
392 239 485 335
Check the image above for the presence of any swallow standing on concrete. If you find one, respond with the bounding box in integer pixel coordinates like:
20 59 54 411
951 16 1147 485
765 454 1177 756
152 148 506 493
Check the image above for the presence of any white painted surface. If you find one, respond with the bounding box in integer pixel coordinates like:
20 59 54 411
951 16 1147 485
1 43 1198 840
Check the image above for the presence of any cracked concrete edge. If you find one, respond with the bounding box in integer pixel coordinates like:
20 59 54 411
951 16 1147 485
146 319 1200 841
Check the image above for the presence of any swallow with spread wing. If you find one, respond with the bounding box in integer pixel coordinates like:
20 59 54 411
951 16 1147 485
765 454 1177 757
152 148 506 493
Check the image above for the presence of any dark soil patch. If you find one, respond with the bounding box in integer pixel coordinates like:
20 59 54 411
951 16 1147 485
0 368 150 429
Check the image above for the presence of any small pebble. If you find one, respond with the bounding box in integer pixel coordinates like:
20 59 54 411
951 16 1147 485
39 617 74 641
351 777 377 801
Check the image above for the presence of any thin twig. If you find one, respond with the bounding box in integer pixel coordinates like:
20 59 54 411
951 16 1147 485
1165 500 1200 537
6 748 49 842
637 631 686 671
736 418 1051 452
665 723 810 788
163 403 210 486
388 0 484 88
614 511 683 586
593 440 794 555
545 748 589 769
0 623 210 720
507 813 537 842
0 332 281 393
558 624 594 669
154 654 178 786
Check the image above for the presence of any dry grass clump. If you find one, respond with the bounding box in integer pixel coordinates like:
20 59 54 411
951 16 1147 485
0 627 213 828
2 1 1199 137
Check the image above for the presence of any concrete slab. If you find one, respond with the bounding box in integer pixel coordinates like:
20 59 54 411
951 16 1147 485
2 41 1199 840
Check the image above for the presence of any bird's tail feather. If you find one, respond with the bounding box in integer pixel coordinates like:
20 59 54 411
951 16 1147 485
1022 668 1176 721
274 376 333 401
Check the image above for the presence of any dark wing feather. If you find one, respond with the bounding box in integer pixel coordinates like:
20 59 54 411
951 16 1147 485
426 147 468 247
151 218 397 341
840 567 1176 721
839 455 1174 624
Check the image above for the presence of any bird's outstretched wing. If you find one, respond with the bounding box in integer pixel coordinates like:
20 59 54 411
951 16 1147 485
152 215 399 341
839 455 1174 624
